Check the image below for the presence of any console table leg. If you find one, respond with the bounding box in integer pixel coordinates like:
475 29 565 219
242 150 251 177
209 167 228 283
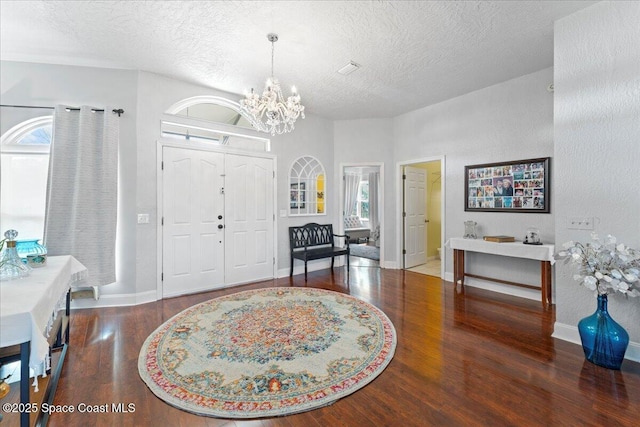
541 261 552 307
454 249 465 286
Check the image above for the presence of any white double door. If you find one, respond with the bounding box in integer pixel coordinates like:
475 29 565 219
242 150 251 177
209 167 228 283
162 146 274 298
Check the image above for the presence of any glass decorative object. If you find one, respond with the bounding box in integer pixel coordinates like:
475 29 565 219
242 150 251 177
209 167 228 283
16 239 47 267
0 229 32 280
524 227 542 245
463 221 477 239
16 239 47 260
578 294 629 370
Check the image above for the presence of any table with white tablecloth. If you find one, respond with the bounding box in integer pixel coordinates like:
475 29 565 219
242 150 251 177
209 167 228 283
0 255 87 427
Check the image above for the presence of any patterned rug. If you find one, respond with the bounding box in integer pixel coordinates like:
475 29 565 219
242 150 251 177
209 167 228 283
138 287 396 418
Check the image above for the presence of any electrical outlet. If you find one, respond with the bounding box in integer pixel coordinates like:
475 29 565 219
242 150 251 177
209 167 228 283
137 213 150 224
568 217 594 230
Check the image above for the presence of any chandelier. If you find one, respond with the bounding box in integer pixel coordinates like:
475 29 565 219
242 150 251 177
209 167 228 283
240 33 305 135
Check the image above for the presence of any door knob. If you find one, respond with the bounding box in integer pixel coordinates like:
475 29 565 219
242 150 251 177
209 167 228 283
218 224 224 229
218 215 223 220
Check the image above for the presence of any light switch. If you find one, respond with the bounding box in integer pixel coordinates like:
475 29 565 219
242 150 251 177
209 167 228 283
568 217 593 230
137 213 150 224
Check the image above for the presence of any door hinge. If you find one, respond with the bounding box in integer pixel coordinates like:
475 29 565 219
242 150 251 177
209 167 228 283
273 171 275 178
161 273 164 281
403 212 407 218
403 249 407 255
273 257 275 265
161 161 164 170
161 217 164 226
402 174 406 180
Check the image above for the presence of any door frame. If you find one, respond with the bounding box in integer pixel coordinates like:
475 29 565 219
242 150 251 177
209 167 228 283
338 162 384 267
156 138 277 300
396 155 445 277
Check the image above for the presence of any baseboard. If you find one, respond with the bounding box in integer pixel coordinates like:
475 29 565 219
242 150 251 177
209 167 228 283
382 260 398 269
553 322 640 363
443 272 540 302
277 259 333 278
70 290 157 309
277 257 399 277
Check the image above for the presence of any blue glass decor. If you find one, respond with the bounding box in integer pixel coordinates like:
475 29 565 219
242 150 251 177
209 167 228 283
16 239 47 262
578 294 629 370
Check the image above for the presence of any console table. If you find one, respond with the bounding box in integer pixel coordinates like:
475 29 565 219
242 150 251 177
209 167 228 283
449 238 555 306
0 255 87 427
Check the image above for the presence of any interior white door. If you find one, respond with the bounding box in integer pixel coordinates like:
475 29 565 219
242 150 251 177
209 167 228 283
404 166 427 268
224 154 275 285
162 147 225 297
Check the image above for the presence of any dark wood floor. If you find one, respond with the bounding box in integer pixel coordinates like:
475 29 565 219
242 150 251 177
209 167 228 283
32 266 640 426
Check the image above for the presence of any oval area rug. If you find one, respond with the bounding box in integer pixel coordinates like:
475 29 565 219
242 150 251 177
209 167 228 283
138 287 396 418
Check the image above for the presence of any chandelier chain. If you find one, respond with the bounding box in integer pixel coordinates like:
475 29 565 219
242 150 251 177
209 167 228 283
271 39 275 78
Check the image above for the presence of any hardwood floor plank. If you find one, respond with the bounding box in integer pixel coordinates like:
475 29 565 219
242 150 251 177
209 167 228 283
38 267 640 427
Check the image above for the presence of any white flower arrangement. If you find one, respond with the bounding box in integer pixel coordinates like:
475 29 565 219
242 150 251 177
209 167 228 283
557 233 640 297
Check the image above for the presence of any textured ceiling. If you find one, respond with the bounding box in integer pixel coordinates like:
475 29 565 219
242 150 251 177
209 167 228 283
0 1 595 120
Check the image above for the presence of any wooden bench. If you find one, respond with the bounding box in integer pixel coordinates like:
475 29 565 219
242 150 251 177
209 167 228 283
289 223 350 279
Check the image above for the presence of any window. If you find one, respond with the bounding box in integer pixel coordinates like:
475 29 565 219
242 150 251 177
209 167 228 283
0 116 52 240
163 96 270 152
356 180 369 219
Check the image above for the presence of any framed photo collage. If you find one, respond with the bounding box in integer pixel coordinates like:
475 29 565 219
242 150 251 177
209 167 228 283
464 157 550 213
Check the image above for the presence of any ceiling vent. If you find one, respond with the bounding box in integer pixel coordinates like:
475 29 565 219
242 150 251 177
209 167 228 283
337 61 361 76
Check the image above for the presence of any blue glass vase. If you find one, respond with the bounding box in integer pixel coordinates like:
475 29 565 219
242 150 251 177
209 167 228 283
578 294 629 370
16 239 47 262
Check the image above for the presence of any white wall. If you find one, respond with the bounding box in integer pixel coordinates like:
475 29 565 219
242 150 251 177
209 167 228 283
0 61 139 298
272 111 335 276
393 68 555 298
333 119 394 265
553 1 640 354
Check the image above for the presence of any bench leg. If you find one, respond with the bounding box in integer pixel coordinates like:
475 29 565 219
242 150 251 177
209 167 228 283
331 256 335 269
304 260 308 280
290 257 294 277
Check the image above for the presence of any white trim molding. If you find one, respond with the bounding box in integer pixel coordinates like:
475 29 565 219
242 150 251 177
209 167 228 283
71 290 157 309
396 156 446 278
553 322 640 363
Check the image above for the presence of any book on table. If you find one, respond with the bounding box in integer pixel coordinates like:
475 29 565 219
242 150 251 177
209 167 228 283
483 235 515 243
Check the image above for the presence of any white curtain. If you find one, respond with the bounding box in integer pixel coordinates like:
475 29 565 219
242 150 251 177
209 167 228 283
44 105 119 286
344 173 360 216
368 172 380 240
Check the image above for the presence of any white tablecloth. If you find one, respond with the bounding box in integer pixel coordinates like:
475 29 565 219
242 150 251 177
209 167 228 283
0 255 87 373
448 237 555 263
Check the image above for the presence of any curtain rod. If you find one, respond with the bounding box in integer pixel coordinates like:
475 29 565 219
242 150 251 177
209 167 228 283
0 104 124 117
